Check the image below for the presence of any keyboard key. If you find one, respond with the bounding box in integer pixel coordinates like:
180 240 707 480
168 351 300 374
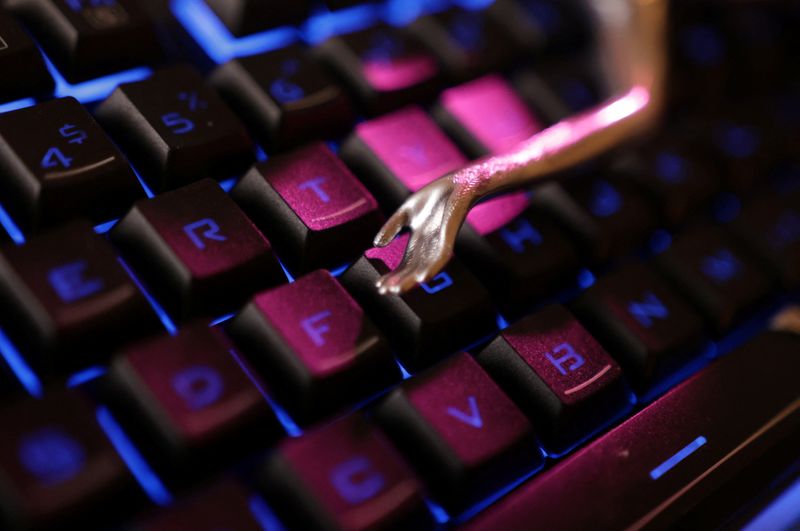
0 8 54 102
204 0 310 37
572 262 706 389
490 0 592 56
341 235 496 370
136 480 274 531
702 115 775 193
0 390 138 530
341 106 467 209
538 174 657 263
260 413 433 531
0 97 143 231
97 65 254 191
0 221 159 372
231 143 383 273
110 179 284 321
514 58 604 123
731 195 800 289
434 74 544 156
458 192 581 317
107 323 281 478
476 305 631 453
10 0 162 82
315 25 441 115
654 225 773 334
211 45 355 150
463 329 800 531
227 270 399 423
374 352 541 512
410 9 517 82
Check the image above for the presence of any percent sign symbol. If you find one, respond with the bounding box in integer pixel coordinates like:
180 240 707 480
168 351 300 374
178 91 209 112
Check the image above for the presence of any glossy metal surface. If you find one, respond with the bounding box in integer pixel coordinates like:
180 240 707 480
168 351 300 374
374 0 669 294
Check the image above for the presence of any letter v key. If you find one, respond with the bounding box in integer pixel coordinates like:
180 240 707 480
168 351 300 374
445 396 483 428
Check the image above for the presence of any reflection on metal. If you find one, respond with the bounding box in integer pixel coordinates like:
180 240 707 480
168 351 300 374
374 0 669 294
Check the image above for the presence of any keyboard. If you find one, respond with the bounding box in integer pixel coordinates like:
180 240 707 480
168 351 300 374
0 0 797 529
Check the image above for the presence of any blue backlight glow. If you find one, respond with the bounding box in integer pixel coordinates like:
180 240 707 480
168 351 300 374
44 56 151 103
302 4 381 44
0 202 26 245
66 365 108 388
249 494 287 531
118 258 177 335
0 98 36 114
650 436 707 480
0 328 42 398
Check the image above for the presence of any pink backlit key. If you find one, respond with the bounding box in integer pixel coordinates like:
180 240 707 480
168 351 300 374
374 352 541 512
232 143 384 273
108 323 281 478
316 25 441 115
477 305 631 454
260 413 433 531
341 235 496 369
111 179 284 321
226 270 399 423
435 74 544 156
342 106 467 209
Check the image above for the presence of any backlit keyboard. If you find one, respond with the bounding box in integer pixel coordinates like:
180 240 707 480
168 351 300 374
0 0 797 530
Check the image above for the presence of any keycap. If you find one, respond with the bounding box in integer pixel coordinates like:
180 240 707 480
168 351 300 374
341 106 467 210
204 0 310 37
572 262 706 390
374 352 541 512
0 390 139 530
96 65 254 192
701 115 775 193
457 192 581 317
476 305 631 454
341 235 496 370
537 174 657 263
231 143 383 273
106 323 281 479
489 0 592 56
654 225 773 334
463 329 800 531
315 25 441 115
619 135 720 226
731 195 800 290
409 9 517 82
514 58 604 123
0 97 143 231
670 17 731 109
260 413 433 531
135 480 276 531
433 74 544 157
0 221 159 373
226 270 399 423
0 8 54 103
110 179 284 321
9 0 162 82
211 45 355 150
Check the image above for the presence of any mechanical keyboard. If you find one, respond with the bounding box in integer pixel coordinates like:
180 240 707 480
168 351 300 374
0 0 797 529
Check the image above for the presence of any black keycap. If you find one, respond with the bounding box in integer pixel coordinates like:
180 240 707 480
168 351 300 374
0 221 160 373
731 195 800 289
618 134 720 226
315 25 442 115
409 8 516 82
227 270 399 423
489 0 592 56
654 225 773 334
340 236 496 370
0 8 54 103
0 390 139 530
110 179 284 321
204 0 311 37
211 45 355 150
259 413 434 531
534 175 657 263
463 329 800 531
373 352 541 513
514 58 604 123
231 142 384 273
457 193 581 318
135 480 276 531
106 323 282 481
97 65 254 192
0 97 144 231
572 262 706 390
9 0 162 82
476 305 632 454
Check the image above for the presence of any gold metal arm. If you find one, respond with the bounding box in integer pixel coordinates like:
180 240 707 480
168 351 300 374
373 0 669 295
